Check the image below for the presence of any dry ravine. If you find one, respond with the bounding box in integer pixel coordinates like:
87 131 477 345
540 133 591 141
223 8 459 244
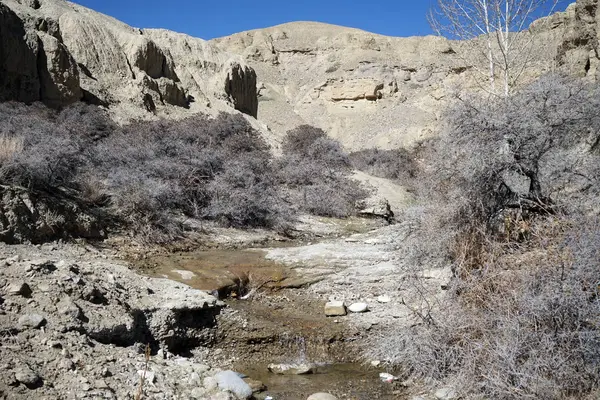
0 211 451 400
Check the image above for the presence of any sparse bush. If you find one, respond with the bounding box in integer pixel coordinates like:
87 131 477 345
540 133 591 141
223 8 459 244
276 124 367 217
365 75 600 399
375 216 600 400
349 148 417 183
84 113 292 240
0 102 85 190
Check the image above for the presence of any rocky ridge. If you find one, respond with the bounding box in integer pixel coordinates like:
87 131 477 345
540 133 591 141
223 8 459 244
211 1 600 150
0 242 266 399
0 0 258 121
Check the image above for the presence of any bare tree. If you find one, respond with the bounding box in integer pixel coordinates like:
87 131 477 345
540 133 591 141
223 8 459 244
429 0 558 96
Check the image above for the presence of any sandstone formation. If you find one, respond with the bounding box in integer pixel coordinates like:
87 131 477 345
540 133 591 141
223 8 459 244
212 4 593 150
0 0 258 119
0 0 599 149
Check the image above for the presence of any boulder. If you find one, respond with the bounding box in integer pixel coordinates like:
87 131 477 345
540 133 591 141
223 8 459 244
324 300 347 316
358 198 394 221
268 363 316 375
215 370 253 399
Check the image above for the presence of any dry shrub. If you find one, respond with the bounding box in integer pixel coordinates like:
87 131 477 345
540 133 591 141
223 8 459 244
366 75 600 399
370 216 600 399
276 125 367 217
348 148 417 183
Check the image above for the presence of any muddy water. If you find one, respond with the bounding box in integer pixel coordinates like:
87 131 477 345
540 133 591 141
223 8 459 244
240 363 401 400
145 248 402 399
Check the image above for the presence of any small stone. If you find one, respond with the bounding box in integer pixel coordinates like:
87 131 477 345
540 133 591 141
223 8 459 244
348 302 369 313
203 376 218 391
18 314 46 329
307 393 339 400
377 295 391 303
8 281 32 297
156 348 165 359
435 387 458 400
370 360 381 367
61 348 71 358
324 301 346 316
14 365 42 388
59 359 75 371
56 296 83 320
6 255 21 264
191 387 207 399
37 283 51 292
137 370 155 384
95 379 109 389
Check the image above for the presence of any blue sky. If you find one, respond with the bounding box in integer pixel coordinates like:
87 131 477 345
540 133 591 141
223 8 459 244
70 0 574 40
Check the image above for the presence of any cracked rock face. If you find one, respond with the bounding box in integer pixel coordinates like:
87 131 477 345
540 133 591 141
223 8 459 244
0 0 258 120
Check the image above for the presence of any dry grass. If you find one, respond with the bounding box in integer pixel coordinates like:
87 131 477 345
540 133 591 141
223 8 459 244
0 135 23 163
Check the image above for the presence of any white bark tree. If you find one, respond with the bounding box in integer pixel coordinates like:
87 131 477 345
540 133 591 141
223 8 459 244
429 0 558 96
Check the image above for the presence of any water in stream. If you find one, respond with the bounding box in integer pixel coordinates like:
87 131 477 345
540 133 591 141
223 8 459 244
144 248 403 399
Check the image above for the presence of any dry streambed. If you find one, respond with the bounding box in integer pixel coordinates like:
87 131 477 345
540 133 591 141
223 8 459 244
0 214 450 399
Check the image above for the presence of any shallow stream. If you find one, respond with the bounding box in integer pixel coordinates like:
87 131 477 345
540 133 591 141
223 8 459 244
144 248 402 399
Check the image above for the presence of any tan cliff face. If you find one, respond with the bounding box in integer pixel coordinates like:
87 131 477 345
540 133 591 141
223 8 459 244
0 0 257 120
211 11 581 150
0 0 598 150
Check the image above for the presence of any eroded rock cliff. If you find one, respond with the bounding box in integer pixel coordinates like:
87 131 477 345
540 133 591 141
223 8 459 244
0 0 258 119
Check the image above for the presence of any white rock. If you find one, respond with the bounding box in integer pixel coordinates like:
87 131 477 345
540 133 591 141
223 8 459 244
348 302 369 313
307 393 339 400
203 376 218 391
137 370 155 384
324 301 346 316
18 314 46 329
215 370 253 399
8 281 31 297
379 372 397 382
268 363 315 375
377 295 391 303
370 360 381 367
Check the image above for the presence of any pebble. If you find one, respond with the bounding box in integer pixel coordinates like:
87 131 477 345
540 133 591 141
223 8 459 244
59 359 75 371
324 300 347 316
307 393 339 400
348 302 369 313
203 376 218 391
14 365 41 388
18 313 46 329
8 281 32 297
377 295 391 303
137 370 155 384
56 296 83 320
370 360 381 367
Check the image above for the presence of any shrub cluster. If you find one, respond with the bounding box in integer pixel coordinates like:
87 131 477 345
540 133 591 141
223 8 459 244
275 125 367 217
348 148 417 183
367 75 600 399
0 105 366 242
